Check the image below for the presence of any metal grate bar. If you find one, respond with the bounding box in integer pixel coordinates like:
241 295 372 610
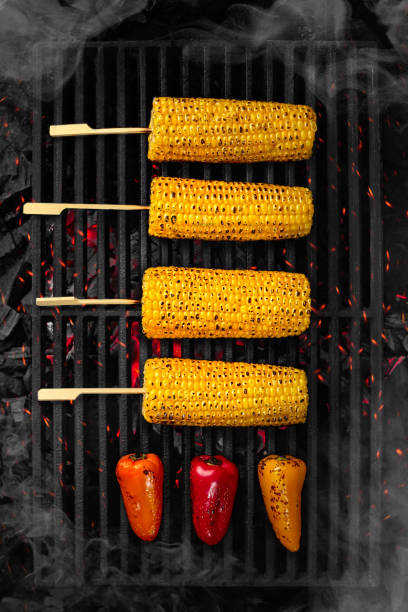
118 314 129 573
137 46 150 581
181 45 194 574
223 47 232 191
138 46 149 275
202 45 211 187
52 55 66 584
157 46 172 559
52 317 66 582
52 55 65 297
347 48 363 577
326 45 341 576
222 45 234 581
31 41 384 587
74 317 85 578
74 60 86 298
32 45 44 296
264 42 277 582
74 57 86 581
138 46 150 454
116 46 130 574
244 49 256 578
95 46 109 577
34 306 372 319
367 51 383 584
96 47 107 298
202 46 214 462
284 42 297 581
200 45 216 573
117 47 129 299
97 315 108 576
305 45 318 581
31 45 44 580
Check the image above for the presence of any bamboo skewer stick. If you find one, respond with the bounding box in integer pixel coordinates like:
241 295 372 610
24 203 150 215
36 297 139 307
38 388 145 401
50 124 152 137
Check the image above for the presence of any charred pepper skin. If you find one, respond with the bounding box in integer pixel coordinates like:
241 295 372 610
116 453 163 542
258 454 306 552
190 455 239 546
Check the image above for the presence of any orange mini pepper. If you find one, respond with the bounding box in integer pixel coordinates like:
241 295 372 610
116 453 163 542
258 454 306 552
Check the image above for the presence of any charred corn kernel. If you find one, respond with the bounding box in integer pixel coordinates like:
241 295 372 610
142 358 308 427
148 177 314 241
142 266 310 339
147 97 317 163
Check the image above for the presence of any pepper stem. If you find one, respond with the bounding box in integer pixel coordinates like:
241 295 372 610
203 456 222 466
129 453 147 461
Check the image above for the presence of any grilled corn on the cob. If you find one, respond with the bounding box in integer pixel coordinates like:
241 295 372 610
147 97 317 163
142 358 308 427
142 266 310 339
148 177 314 241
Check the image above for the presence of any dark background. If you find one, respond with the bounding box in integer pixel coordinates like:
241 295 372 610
0 0 407 610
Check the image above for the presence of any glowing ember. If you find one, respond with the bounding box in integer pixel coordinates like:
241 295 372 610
130 322 140 387
173 341 182 358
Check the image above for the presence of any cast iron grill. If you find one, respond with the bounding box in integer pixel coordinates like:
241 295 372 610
31 41 383 586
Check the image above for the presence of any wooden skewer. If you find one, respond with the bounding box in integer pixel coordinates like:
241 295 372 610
24 203 149 216
38 388 145 401
50 124 152 137
36 297 139 307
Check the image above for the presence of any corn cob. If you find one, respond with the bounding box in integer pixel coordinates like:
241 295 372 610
142 358 308 427
142 266 310 339
148 176 314 241
147 97 317 163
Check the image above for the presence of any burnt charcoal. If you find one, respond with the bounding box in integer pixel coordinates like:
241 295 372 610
22 366 31 392
0 152 30 203
385 313 408 329
0 374 25 398
384 314 408 356
0 343 30 398
0 347 29 374
384 359 408 434
0 215 31 287
0 102 31 151
8 397 26 424
0 101 31 202
0 317 27 355
6 262 32 309
385 330 397 353
0 306 21 341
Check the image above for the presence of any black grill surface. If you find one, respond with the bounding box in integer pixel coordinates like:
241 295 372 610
31 42 383 586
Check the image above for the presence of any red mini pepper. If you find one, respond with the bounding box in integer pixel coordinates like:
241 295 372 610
190 454 238 546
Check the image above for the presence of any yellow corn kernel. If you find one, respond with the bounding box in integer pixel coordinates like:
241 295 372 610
142 266 310 339
147 97 317 163
148 176 314 241
142 358 308 427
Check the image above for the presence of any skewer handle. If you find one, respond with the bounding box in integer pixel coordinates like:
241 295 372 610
50 123 152 137
24 203 149 215
36 297 139 307
38 388 145 401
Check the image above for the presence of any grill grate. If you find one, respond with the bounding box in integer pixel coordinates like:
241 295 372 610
31 42 383 586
